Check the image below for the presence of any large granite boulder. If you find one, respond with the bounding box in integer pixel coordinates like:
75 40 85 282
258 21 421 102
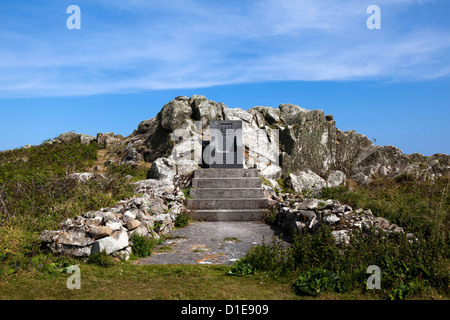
147 157 177 180
286 171 327 195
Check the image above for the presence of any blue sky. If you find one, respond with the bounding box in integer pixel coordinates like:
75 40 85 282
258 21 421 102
0 0 449 155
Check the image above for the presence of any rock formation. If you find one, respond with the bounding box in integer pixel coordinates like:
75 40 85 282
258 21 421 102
110 95 448 187
46 95 449 190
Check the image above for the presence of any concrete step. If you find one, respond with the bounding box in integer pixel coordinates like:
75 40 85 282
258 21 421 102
192 177 262 189
190 188 264 199
187 198 268 210
190 209 267 221
194 169 259 179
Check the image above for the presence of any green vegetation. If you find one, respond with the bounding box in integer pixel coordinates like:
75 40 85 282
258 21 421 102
174 210 190 228
263 205 278 226
181 186 193 199
88 251 116 268
0 139 135 279
223 237 242 242
293 268 343 296
130 234 162 258
0 264 304 300
229 176 450 300
157 245 173 252
106 162 149 182
321 176 449 237
275 178 294 194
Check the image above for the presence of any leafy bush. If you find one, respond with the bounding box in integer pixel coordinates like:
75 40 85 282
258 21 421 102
293 268 343 296
230 187 449 299
181 187 193 199
227 261 254 276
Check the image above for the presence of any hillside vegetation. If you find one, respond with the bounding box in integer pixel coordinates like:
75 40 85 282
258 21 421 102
231 176 449 299
0 139 139 277
0 138 448 300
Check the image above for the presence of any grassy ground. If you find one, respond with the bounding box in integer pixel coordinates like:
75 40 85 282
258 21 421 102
0 263 291 300
0 262 380 300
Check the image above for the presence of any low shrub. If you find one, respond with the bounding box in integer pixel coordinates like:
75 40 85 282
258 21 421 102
130 234 161 258
227 261 254 276
88 251 116 268
293 268 343 296
263 205 278 226
174 211 190 228
230 213 449 299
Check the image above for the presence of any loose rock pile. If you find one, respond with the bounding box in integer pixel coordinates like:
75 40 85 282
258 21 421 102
39 192 186 261
272 193 414 245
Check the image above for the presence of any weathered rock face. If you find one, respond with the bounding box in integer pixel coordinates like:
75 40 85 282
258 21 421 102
285 171 326 196
97 132 124 148
119 95 448 187
146 157 177 180
49 95 447 192
326 170 347 188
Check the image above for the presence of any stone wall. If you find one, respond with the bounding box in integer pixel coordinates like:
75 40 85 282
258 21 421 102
267 192 414 245
39 178 186 261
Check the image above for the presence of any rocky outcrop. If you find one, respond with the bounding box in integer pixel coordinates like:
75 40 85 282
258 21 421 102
44 95 448 188
52 132 96 145
112 95 448 188
124 95 282 179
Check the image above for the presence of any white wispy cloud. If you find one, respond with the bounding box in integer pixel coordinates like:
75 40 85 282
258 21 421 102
0 0 448 97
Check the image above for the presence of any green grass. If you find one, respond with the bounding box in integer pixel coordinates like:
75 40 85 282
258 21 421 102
181 186 193 199
105 162 149 182
321 176 449 237
0 263 306 300
223 237 242 242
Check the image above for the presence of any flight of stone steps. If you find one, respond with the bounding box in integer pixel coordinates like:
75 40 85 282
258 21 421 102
186 169 268 221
